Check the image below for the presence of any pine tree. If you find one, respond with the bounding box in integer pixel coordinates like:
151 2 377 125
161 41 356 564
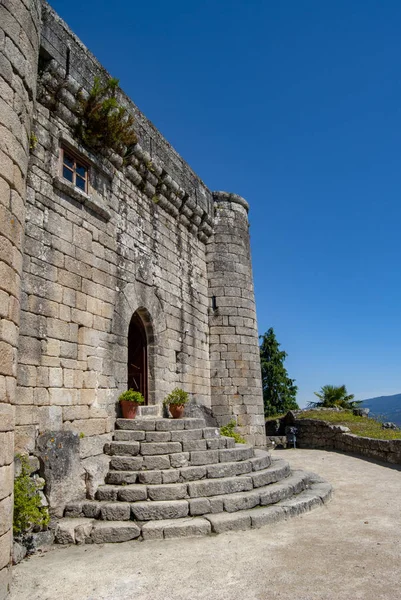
260 328 299 417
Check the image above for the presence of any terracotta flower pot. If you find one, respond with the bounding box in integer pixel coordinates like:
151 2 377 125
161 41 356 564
169 404 185 419
120 401 139 419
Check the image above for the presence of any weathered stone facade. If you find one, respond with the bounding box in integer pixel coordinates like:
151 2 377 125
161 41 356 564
0 0 42 596
0 2 265 591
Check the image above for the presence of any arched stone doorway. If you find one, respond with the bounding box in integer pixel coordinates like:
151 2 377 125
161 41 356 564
128 312 148 403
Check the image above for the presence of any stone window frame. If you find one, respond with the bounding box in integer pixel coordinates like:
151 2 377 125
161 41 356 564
53 134 112 221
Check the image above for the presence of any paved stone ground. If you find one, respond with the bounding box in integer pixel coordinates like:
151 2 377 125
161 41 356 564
10 449 401 600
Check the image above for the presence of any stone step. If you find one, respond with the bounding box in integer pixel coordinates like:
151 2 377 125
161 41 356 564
106 443 255 472
142 517 211 540
204 481 333 533
58 475 332 544
105 441 140 456
68 467 305 522
115 418 205 432
55 518 141 544
104 450 272 485
97 460 288 503
113 428 235 452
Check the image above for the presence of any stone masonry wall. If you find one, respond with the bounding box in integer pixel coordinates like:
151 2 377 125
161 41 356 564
207 193 265 447
15 1 215 493
0 0 42 597
293 418 401 465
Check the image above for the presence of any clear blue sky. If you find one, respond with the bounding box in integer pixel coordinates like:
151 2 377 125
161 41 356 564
49 0 401 407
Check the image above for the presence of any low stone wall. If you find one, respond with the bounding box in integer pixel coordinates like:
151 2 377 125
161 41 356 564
293 418 401 465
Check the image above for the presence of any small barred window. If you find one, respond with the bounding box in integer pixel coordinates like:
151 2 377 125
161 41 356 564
61 147 88 193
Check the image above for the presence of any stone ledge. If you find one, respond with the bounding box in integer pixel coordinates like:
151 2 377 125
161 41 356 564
53 176 111 221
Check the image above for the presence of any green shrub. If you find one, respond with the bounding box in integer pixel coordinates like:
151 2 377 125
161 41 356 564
298 410 401 440
220 420 247 444
163 388 189 406
76 77 137 158
118 389 145 404
13 455 49 535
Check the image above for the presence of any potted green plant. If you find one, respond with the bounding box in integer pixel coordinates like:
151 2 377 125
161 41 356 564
119 389 145 419
163 388 189 419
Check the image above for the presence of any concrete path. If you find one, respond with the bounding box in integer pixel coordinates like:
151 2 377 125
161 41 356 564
10 449 401 600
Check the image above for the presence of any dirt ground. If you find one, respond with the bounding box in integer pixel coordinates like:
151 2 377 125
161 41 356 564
9 448 401 600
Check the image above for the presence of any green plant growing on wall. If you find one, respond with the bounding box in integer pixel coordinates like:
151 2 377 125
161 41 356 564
220 420 246 444
76 77 137 158
13 455 49 535
29 132 38 152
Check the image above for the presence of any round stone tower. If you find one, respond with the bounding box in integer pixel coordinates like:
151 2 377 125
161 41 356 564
0 1 42 596
207 192 266 447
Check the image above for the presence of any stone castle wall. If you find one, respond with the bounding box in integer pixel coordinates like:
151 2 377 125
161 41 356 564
207 193 265 447
0 0 42 597
0 2 265 589
294 418 401 465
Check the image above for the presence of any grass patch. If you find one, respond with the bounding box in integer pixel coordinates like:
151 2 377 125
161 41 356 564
298 410 401 440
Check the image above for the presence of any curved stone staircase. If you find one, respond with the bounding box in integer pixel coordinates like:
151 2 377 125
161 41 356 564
55 417 332 544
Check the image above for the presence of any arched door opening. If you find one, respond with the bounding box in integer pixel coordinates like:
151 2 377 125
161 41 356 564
128 312 148 404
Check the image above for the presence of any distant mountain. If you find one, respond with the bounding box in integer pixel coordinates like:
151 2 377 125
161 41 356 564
361 394 401 426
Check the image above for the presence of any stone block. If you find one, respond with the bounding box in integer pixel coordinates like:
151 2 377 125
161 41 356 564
91 521 140 544
82 454 112 500
0 404 14 432
116 418 155 431
205 512 252 534
37 431 85 517
161 469 180 484
137 470 163 485
0 530 12 570
114 430 145 442
117 485 147 502
0 496 12 537
145 431 171 442
162 517 211 539
131 500 189 521
38 406 62 432
106 471 138 485
12 541 27 565
155 419 185 431
140 442 182 455
142 455 170 470
80 433 112 459
140 521 164 540
190 450 219 466
64 419 107 437
147 483 187 501
189 497 210 516
109 456 143 471
170 429 203 442
182 440 207 452
100 502 130 521
179 466 207 481
170 453 189 468
106 441 140 456
14 425 36 454
0 433 13 468
0 465 13 503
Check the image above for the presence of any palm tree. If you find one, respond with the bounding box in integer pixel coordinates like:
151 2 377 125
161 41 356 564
308 385 361 410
